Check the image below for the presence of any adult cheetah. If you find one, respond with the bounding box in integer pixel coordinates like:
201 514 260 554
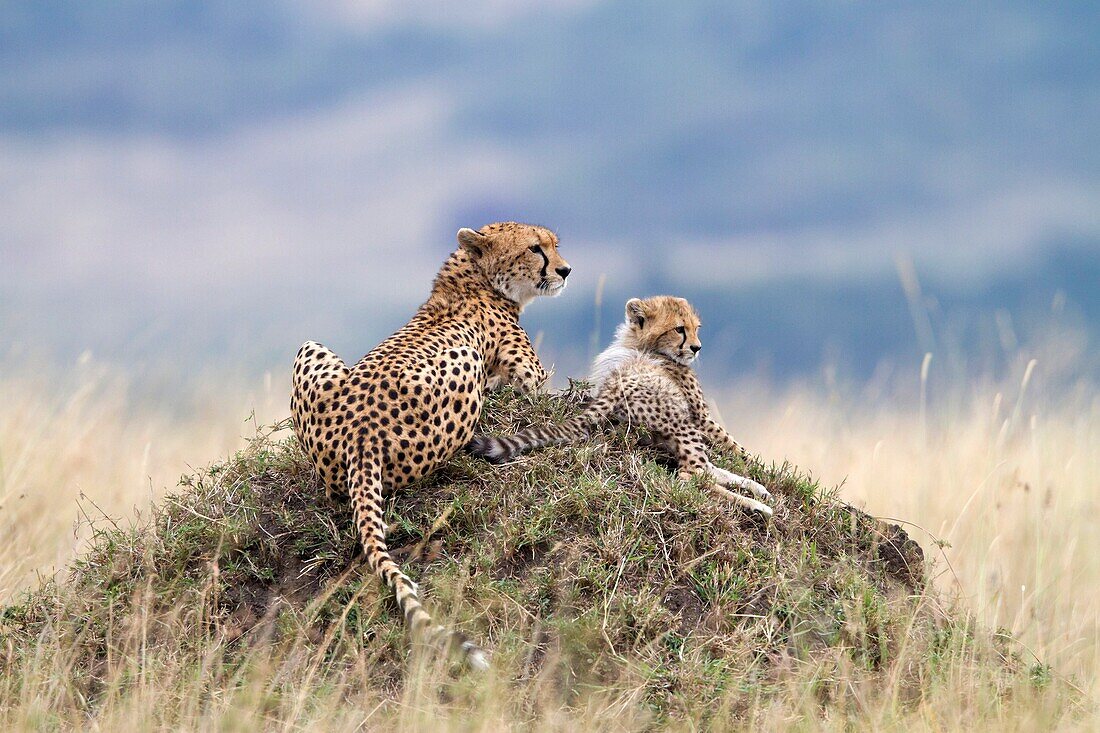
469 295 774 516
291 222 571 669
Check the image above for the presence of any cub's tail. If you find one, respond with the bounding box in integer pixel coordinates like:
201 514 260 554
468 394 616 463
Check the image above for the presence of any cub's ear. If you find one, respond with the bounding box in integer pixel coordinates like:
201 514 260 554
626 298 647 328
457 228 487 258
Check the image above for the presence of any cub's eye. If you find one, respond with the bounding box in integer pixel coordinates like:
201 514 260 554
675 326 686 335
529 245 542 253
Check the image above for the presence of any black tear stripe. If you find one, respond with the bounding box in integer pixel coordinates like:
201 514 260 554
536 248 549 279
679 331 687 349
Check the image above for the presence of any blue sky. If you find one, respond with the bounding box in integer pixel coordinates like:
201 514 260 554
1 1 1097 382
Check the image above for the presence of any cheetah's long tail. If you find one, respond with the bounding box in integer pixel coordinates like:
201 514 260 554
467 394 616 464
348 456 488 671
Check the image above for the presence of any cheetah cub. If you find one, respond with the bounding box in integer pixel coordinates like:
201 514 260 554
469 296 774 516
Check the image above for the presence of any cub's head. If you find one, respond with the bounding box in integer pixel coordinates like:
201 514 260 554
457 222 571 307
622 295 702 365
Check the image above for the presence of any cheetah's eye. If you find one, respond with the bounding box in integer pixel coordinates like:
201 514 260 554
675 326 686 335
529 245 542 253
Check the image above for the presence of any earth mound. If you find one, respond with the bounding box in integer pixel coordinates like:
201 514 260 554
4 386 1036 723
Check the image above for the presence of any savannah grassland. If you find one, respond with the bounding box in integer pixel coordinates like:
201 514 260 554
0 345 1097 731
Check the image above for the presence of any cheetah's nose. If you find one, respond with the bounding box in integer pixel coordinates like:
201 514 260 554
555 265 572 279
690 344 702 354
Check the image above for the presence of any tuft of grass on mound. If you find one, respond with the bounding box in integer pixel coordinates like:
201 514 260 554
0 385 1072 729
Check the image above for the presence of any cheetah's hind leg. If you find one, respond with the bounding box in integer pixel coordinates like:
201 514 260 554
291 340 351 503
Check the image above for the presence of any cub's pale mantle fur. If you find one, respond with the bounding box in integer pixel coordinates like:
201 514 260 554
469 296 774 516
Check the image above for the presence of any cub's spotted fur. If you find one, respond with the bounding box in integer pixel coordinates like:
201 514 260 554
469 296 774 516
291 223 570 670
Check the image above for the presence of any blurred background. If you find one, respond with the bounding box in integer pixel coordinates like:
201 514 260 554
2 1 1097 390
2 1 1100 694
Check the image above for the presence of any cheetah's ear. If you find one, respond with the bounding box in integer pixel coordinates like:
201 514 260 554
457 228 487 258
626 298 647 328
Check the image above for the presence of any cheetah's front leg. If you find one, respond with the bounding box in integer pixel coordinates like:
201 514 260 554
678 464 774 517
706 462 772 501
701 418 749 460
672 429 773 517
491 325 548 394
674 369 750 460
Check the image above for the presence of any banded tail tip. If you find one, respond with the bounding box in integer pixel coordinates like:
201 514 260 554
467 436 509 464
421 628 491 672
463 642 491 672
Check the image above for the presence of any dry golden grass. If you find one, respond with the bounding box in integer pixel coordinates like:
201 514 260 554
0 357 284 600
719 366 1100 702
1 353 1096 729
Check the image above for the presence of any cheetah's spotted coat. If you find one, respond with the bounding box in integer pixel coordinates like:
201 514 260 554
469 296 774 516
291 223 571 669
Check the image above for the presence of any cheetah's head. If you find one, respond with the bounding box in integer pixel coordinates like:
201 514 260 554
457 222 571 308
622 296 702 366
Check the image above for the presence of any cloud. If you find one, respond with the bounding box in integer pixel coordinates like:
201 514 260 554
1 1 1096 372
304 0 601 33
664 180 1100 288
0 84 533 313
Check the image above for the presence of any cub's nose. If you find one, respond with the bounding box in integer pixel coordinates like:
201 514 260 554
690 344 702 354
555 265 572 279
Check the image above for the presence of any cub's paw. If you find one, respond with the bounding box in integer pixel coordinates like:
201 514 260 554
743 478 772 500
